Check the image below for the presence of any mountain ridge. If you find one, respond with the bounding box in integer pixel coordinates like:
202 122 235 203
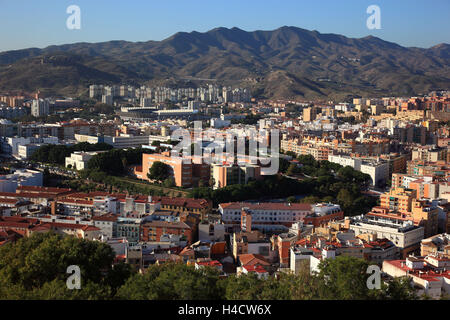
0 26 449 100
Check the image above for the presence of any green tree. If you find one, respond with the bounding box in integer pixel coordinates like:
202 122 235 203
316 256 374 300
286 163 299 176
287 196 296 203
382 277 417 300
162 177 176 188
0 232 131 300
223 273 265 300
147 161 171 182
116 263 224 300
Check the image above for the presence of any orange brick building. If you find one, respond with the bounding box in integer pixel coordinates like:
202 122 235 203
135 152 209 188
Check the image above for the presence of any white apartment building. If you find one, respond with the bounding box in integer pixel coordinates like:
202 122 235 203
219 202 313 232
327 154 389 187
310 248 336 274
334 103 354 112
17 144 41 160
93 214 118 239
103 135 150 149
348 215 424 250
1 136 59 158
360 161 389 187
65 151 99 170
1 137 30 155
74 134 103 144
93 197 120 215
31 99 50 117
328 154 362 170
198 221 226 242
290 246 316 275
0 169 43 192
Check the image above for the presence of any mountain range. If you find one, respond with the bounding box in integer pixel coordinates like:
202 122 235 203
0 26 449 100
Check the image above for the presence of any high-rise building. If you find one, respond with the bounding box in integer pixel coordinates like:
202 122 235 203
102 95 113 105
89 85 103 98
210 163 261 189
31 99 49 117
303 107 319 122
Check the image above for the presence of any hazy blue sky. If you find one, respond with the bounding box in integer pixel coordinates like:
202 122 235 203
0 0 449 52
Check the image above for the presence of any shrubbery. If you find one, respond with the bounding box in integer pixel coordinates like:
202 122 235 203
0 233 417 300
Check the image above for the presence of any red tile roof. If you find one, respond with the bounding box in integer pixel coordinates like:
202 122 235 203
238 254 270 266
92 214 118 222
243 265 268 273
16 186 73 194
385 259 450 282
197 260 222 267
142 221 191 230
58 198 94 206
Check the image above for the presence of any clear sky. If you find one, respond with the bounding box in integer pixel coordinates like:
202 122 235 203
0 0 449 52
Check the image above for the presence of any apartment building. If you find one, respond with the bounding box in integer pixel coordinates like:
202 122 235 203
0 169 43 193
328 154 362 169
210 162 261 189
383 255 450 299
412 146 448 163
380 187 416 213
198 221 226 242
347 210 425 258
303 107 320 122
219 202 313 233
135 152 194 187
65 151 100 170
231 229 275 261
421 233 450 257
31 99 50 117
328 154 389 187
140 220 193 244
92 213 118 239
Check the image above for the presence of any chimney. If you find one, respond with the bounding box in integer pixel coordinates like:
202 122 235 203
50 201 57 215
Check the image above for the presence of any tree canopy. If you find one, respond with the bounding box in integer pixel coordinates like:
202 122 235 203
147 161 171 182
31 142 114 165
0 233 132 300
0 237 418 300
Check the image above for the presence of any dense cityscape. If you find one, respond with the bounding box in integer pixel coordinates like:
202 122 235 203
0 1 449 310
1 83 449 300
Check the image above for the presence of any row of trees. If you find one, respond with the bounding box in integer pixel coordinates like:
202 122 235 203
280 154 377 216
188 175 312 206
230 114 262 125
0 233 418 300
85 148 145 175
31 142 114 165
